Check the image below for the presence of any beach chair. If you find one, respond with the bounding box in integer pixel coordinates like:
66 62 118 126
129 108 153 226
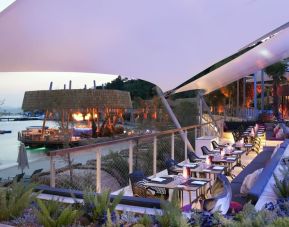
24 168 43 183
8 173 25 182
1 173 25 187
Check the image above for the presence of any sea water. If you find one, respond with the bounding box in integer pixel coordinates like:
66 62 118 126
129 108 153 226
0 119 129 178
0 120 56 170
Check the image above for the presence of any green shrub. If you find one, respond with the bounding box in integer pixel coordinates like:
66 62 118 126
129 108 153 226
269 217 289 227
82 189 123 225
0 181 35 221
35 198 82 227
156 190 189 227
137 214 152 227
274 164 289 198
224 203 277 227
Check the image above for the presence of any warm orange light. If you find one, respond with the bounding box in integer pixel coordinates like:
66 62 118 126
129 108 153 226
84 113 90 121
257 84 262 94
182 167 189 179
85 113 98 121
220 87 230 98
205 156 212 165
217 105 224 113
72 113 84 121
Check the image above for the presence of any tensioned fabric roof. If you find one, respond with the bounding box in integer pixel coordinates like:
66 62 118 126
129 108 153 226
1 0 289 94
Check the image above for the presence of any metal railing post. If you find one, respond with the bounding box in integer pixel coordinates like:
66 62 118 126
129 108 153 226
129 140 133 173
96 148 101 193
184 130 188 160
50 156 55 187
171 133 175 159
153 136 157 176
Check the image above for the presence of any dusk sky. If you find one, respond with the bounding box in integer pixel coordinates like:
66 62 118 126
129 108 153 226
0 72 117 108
1 1 289 107
1 0 289 92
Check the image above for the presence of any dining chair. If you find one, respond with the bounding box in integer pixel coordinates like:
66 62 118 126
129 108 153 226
187 152 202 163
212 141 227 150
201 146 214 156
165 159 181 175
211 140 219 149
129 170 168 199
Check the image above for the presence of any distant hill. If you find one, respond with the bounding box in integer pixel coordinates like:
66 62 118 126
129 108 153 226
0 106 22 114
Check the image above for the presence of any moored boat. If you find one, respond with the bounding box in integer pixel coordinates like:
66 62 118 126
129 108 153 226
0 130 12 134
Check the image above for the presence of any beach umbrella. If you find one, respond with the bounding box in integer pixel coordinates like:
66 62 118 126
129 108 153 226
17 142 29 173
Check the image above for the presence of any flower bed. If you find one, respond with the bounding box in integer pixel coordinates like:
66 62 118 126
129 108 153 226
2 182 289 227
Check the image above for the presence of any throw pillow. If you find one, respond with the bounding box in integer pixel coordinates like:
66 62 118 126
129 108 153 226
276 128 284 139
273 124 280 136
240 168 263 195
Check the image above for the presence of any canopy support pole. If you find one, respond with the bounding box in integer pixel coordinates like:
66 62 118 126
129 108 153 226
254 72 258 119
243 77 246 108
237 80 240 116
261 70 265 112
155 86 194 152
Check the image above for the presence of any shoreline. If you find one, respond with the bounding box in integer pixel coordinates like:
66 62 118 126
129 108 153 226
0 141 129 178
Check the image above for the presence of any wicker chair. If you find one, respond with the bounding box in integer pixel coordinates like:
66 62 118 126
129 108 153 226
129 170 169 200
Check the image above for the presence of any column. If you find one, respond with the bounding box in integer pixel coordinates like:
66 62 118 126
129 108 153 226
237 80 240 116
254 73 258 117
261 70 265 112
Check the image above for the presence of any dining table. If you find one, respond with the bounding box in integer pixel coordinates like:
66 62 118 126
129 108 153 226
144 175 211 207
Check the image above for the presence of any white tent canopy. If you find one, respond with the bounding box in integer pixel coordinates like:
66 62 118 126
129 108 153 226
175 26 289 94
1 0 289 93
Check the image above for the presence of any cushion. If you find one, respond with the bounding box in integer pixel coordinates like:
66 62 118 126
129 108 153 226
250 128 255 137
229 201 243 213
203 178 225 212
273 124 280 136
182 204 192 213
211 178 225 197
276 128 284 139
240 168 263 195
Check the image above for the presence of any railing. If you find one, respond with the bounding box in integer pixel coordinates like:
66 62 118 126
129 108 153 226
211 107 260 121
47 118 224 193
201 114 224 137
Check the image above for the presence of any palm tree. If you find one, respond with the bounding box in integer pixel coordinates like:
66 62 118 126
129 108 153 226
265 62 287 120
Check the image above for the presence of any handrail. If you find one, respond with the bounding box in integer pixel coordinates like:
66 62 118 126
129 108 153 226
48 118 223 157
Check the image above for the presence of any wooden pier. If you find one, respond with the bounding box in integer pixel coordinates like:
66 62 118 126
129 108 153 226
0 117 42 121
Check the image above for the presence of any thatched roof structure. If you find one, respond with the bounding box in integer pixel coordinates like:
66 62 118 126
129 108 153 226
22 89 132 111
